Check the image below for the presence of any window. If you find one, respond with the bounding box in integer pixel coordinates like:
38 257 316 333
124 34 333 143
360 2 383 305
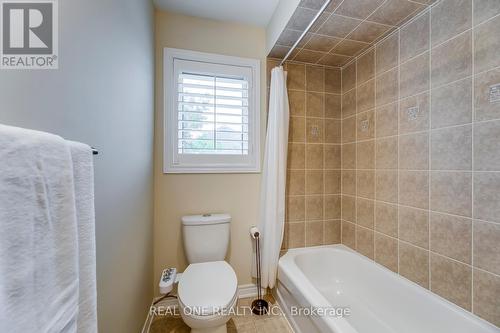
163 48 261 173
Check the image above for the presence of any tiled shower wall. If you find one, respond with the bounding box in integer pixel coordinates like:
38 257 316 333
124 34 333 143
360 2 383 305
340 0 500 326
267 59 342 250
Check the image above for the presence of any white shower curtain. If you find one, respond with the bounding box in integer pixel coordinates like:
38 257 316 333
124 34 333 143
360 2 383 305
258 66 289 289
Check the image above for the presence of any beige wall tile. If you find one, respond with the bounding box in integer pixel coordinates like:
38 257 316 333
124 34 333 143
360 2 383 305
356 226 374 259
325 93 342 119
342 116 357 143
399 242 429 288
306 118 324 143
474 120 500 171
342 220 356 248
376 31 399 74
306 170 324 194
376 102 398 137
306 144 324 169
473 269 500 327
356 49 375 85
376 137 398 169
325 219 341 244
431 125 472 170
473 221 500 275
357 79 375 113
399 92 429 134
431 31 472 88
335 0 385 19
430 212 472 264
474 172 500 223
400 10 430 62
289 90 306 116
368 0 423 26
306 195 324 221
474 68 500 122
325 144 341 169
288 143 305 169
376 68 399 106
357 198 375 229
318 14 362 38
306 221 324 246
289 116 306 142
325 170 341 194
399 132 429 170
430 171 472 217
357 140 375 169
306 92 324 117
286 196 305 222
375 233 398 272
325 68 342 94
325 119 341 144
342 195 356 222
325 195 341 219
474 15 500 73
357 170 375 199
286 222 305 248
342 143 356 169
473 0 500 25
375 201 398 237
376 170 398 203
342 170 356 195
342 89 357 118
347 21 392 44
287 170 305 195
357 110 375 140
430 254 472 310
333 39 369 56
400 51 430 98
431 0 472 47
342 61 357 93
306 65 325 92
399 206 429 248
287 63 306 90
431 77 472 128
399 171 429 209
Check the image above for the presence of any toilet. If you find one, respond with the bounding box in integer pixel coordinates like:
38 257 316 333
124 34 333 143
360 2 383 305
178 214 238 333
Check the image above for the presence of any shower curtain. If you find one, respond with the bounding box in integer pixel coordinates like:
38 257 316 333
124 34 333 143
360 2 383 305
258 66 289 289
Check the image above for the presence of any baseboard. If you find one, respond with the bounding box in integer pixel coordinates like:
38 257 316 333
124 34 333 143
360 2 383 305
141 283 264 333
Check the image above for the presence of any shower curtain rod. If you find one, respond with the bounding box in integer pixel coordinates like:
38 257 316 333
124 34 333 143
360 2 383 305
279 0 333 66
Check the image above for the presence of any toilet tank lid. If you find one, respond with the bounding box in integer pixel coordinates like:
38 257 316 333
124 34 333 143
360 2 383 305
182 213 231 226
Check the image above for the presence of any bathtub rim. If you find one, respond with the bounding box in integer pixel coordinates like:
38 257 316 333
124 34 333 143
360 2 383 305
275 244 499 333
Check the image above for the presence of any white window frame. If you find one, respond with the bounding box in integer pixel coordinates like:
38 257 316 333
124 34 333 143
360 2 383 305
163 48 261 174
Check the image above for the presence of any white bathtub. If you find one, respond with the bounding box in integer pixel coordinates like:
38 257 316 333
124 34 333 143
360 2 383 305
275 245 499 333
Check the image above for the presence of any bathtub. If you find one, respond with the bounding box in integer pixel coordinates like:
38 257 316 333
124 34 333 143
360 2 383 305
275 245 499 333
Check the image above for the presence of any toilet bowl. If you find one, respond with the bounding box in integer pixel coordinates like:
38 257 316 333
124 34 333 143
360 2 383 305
179 214 237 333
178 261 238 333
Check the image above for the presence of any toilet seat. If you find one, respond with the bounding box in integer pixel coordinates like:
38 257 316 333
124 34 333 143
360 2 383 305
178 261 238 317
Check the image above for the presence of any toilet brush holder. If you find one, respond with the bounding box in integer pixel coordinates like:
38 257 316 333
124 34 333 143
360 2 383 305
250 227 268 315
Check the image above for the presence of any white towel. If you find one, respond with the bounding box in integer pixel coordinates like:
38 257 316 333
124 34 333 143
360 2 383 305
68 141 97 333
0 124 79 333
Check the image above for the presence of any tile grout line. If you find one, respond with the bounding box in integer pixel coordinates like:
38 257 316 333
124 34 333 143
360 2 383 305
396 21 401 275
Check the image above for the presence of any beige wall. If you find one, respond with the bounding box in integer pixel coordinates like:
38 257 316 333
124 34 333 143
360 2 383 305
340 0 500 326
269 58 343 250
154 10 267 291
0 0 154 332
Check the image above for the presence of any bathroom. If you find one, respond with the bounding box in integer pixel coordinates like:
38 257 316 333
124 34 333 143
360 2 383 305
0 0 498 332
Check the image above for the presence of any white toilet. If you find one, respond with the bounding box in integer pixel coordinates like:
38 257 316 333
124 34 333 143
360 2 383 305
178 214 238 333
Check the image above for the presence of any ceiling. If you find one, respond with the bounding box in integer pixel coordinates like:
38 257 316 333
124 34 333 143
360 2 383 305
270 0 437 67
153 0 280 27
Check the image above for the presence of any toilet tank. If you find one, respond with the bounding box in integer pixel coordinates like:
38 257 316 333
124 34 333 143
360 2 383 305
181 214 231 264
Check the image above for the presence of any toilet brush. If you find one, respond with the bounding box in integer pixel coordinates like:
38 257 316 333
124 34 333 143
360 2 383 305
250 227 268 315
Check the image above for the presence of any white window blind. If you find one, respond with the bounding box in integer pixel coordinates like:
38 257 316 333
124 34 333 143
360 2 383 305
164 48 260 173
177 72 249 155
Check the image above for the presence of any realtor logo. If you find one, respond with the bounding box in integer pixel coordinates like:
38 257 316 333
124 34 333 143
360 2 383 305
1 0 58 69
